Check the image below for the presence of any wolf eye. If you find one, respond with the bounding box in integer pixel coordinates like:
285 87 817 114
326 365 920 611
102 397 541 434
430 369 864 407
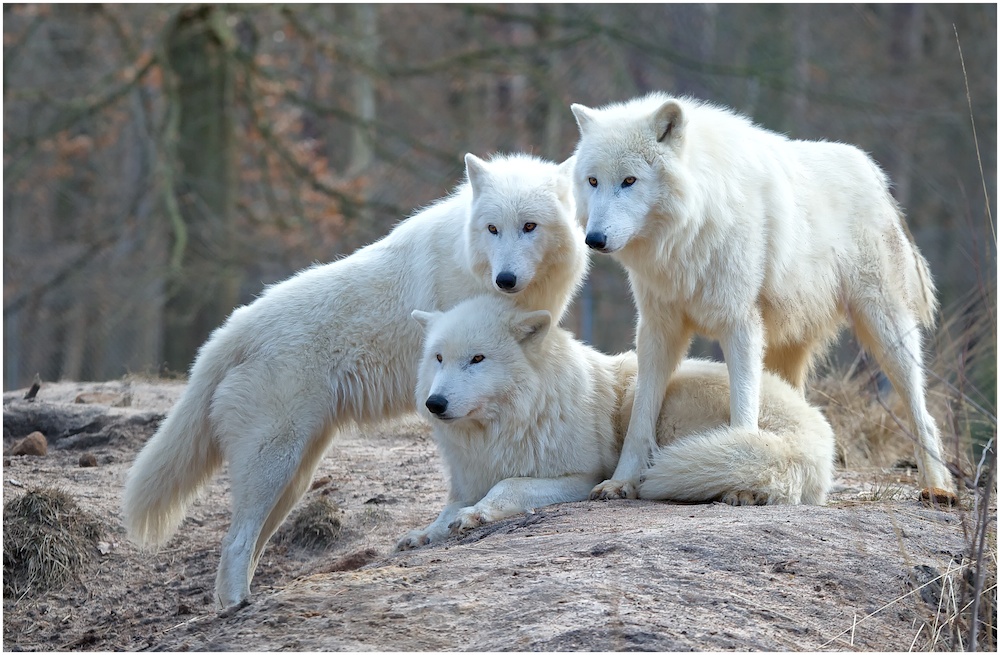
435 354 442 363
523 222 537 233
470 354 485 364
622 176 636 188
587 177 598 188
487 224 498 235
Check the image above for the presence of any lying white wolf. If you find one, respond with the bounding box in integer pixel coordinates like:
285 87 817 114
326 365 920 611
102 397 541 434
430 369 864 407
122 153 589 608
396 295 834 549
569 92 952 503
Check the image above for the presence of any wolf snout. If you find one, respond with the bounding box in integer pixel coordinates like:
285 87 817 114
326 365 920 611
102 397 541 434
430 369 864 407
495 271 518 291
584 231 608 251
425 394 449 417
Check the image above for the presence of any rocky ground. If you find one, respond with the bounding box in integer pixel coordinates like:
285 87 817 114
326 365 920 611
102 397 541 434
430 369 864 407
2 378 995 651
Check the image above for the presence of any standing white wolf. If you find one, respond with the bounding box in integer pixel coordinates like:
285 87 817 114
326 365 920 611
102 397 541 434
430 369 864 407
396 295 834 550
122 153 588 609
569 92 952 503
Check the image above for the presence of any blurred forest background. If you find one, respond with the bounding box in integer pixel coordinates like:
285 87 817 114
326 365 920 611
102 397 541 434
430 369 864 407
3 3 996 391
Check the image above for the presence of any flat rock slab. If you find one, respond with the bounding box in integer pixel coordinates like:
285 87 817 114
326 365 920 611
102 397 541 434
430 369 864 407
158 500 967 652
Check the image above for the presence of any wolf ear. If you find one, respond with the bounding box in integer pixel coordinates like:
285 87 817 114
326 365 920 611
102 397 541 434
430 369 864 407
411 309 440 330
464 153 489 195
570 103 597 134
556 155 576 181
513 310 552 348
653 100 684 143
552 156 576 204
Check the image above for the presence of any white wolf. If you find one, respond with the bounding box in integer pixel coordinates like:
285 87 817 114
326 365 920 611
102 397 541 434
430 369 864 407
395 295 834 550
569 92 952 503
122 153 588 608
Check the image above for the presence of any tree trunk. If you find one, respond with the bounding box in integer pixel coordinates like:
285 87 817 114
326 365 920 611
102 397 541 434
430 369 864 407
162 6 239 374
791 5 810 132
348 4 378 175
534 4 565 161
887 3 924 210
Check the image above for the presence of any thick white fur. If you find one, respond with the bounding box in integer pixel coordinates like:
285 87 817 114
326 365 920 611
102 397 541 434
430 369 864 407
569 92 950 500
396 296 834 550
121 153 588 608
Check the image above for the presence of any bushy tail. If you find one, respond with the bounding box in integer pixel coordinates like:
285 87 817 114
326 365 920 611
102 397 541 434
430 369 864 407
122 345 228 547
901 217 939 328
639 427 830 506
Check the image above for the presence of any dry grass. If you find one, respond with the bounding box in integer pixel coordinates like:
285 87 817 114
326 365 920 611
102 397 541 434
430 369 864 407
278 497 344 551
910 36 997 648
2 487 103 599
856 476 911 503
904 550 997 652
811 368 916 471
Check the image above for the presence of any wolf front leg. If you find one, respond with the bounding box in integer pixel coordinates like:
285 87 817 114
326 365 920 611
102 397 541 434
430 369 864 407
591 312 692 499
450 474 600 533
395 501 467 550
718 310 765 429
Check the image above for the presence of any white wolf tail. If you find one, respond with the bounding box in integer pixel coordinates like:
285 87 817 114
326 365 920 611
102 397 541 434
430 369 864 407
900 216 939 328
638 427 829 506
909 243 938 329
122 342 229 547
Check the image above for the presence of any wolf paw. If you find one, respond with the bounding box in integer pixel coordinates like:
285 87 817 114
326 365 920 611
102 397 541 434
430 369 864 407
919 487 958 508
720 490 770 506
448 508 485 534
589 479 638 500
217 597 252 618
395 529 432 551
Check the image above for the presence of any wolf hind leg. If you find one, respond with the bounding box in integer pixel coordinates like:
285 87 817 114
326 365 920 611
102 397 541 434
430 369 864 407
850 299 955 501
250 425 339 575
215 413 330 609
216 442 299 608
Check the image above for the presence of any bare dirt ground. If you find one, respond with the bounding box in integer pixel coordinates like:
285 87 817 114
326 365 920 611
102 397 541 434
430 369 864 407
2 378 994 652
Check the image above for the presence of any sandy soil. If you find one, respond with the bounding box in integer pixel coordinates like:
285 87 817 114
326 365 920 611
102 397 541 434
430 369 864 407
2 378 992 651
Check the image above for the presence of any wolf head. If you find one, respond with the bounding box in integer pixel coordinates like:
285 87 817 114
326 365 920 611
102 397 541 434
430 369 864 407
463 153 586 308
570 93 691 254
412 296 551 425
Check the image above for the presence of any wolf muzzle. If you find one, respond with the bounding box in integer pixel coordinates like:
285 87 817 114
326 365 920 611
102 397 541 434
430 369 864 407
495 271 517 291
425 394 449 416
584 232 607 251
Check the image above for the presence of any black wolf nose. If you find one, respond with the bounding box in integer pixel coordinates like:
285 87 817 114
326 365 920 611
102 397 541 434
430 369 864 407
585 232 607 250
495 272 517 290
425 394 448 416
